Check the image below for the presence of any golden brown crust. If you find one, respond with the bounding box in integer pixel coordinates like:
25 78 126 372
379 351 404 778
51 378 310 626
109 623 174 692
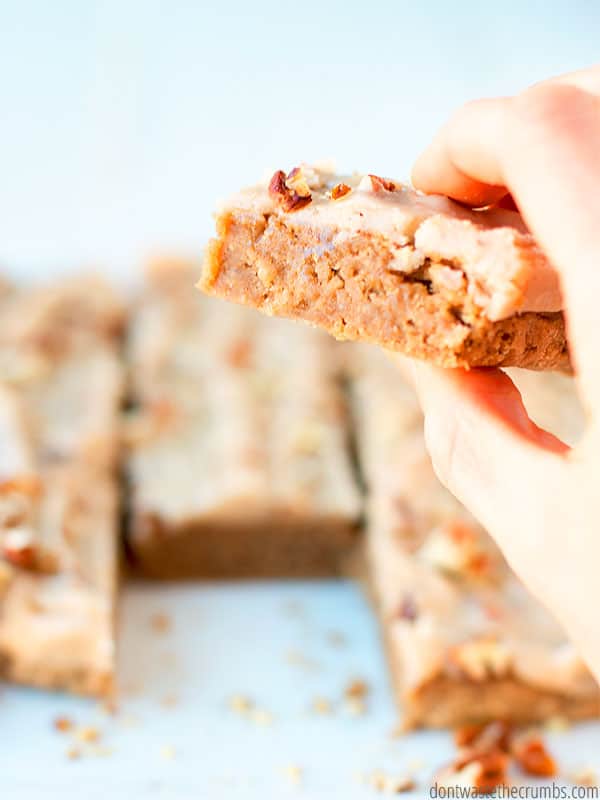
129 512 357 579
201 209 569 371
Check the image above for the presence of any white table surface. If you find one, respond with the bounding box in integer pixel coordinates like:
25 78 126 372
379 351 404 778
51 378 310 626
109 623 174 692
1 581 598 799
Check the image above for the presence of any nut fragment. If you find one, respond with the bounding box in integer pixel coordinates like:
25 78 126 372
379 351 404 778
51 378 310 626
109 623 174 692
53 715 73 733
358 174 396 193
344 679 369 700
285 167 312 198
418 518 495 581
436 749 508 794
331 182 351 200
454 720 512 753
268 168 313 212
369 770 416 794
75 725 101 743
0 476 41 529
512 735 557 778
2 527 37 570
387 775 416 794
447 637 511 681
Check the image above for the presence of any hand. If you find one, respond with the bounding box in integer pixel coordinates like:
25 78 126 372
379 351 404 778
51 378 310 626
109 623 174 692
410 65 600 683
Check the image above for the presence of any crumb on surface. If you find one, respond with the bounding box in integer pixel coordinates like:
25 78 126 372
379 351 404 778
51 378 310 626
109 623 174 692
344 678 369 700
311 697 333 715
74 725 101 743
53 715 73 733
228 694 253 714
282 764 303 786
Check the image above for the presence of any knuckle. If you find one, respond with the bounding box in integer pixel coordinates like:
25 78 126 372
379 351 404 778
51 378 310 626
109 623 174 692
511 82 587 132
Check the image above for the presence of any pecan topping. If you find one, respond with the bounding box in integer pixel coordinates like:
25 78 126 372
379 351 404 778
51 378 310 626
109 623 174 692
331 182 351 200
447 637 511 681
512 735 557 778
2 528 36 569
268 168 313 212
1 527 58 573
454 720 511 752
368 174 396 192
436 749 509 794
0 476 43 498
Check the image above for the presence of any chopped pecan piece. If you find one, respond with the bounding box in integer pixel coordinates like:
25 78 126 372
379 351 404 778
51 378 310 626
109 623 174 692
366 174 397 192
344 678 369 700
1 528 58 573
512 735 557 778
2 528 37 569
285 167 311 198
447 637 511 681
0 476 43 498
454 720 512 752
436 749 509 795
53 716 73 733
331 182 351 200
268 168 313 212
0 475 43 528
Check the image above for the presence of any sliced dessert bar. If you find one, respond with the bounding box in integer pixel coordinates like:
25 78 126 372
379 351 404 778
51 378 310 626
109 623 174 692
351 347 598 728
0 278 124 695
201 164 567 371
125 261 361 578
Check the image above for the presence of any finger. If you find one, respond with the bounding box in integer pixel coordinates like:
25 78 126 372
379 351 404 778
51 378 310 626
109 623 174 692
504 84 600 408
412 363 568 540
413 84 600 408
412 99 511 206
537 62 600 95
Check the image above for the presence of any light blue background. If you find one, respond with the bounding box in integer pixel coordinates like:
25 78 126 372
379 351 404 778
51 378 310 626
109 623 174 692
0 0 598 278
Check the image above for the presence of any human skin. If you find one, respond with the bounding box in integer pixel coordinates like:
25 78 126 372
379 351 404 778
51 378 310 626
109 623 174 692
409 65 600 684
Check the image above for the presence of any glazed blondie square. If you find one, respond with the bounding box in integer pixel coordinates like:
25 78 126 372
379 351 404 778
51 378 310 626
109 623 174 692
0 279 124 695
126 261 361 578
351 348 598 728
201 164 567 371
